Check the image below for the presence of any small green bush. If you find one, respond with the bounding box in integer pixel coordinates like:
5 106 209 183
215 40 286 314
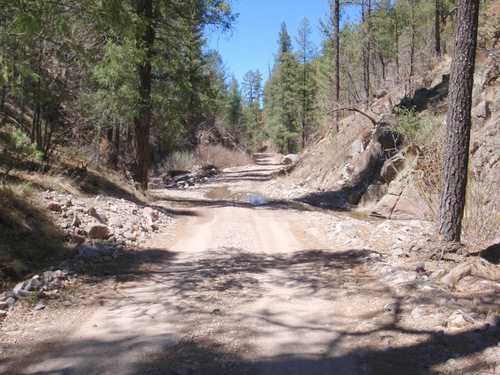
392 107 436 145
0 125 42 176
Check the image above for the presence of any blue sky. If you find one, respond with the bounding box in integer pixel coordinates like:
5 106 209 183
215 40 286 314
207 0 340 85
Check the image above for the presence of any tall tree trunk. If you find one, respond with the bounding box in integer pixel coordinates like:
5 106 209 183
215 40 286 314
437 0 480 243
134 0 154 190
435 0 442 58
393 9 400 82
334 0 340 130
361 0 371 108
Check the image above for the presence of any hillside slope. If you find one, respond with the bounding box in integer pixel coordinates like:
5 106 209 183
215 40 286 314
289 51 499 249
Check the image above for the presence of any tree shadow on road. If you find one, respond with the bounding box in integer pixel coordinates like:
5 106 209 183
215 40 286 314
12 245 500 375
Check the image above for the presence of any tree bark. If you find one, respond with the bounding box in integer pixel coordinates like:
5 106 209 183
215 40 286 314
437 0 480 243
435 0 442 57
334 0 340 130
134 0 154 190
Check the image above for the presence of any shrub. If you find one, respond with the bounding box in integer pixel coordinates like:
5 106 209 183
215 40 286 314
462 173 500 248
194 145 251 169
0 125 42 176
160 151 196 172
392 107 435 145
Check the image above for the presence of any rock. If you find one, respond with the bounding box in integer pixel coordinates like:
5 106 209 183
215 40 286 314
385 303 399 314
0 309 7 317
47 202 62 212
391 186 426 220
449 311 467 327
375 127 404 150
5 291 15 299
358 182 388 209
77 245 108 259
349 139 365 157
475 100 491 119
13 282 26 298
410 305 428 319
496 364 500 375
71 214 81 227
486 315 500 327
413 262 425 272
33 302 46 311
123 231 137 241
6 297 16 309
388 181 404 196
60 222 69 229
282 154 300 165
26 278 42 291
380 153 406 184
17 289 32 298
441 263 471 288
108 216 123 228
87 207 106 224
71 233 86 244
52 270 67 279
42 271 53 283
373 89 388 99
0 301 7 310
143 207 159 225
87 224 109 239
371 194 399 218
431 269 446 279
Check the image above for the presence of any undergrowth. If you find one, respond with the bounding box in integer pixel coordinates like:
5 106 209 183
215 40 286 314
161 145 251 172
0 182 65 284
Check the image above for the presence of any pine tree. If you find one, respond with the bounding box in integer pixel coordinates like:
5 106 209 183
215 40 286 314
437 0 480 243
295 18 318 148
264 23 301 153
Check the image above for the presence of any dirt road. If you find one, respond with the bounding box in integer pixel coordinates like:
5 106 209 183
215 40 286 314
17 154 499 374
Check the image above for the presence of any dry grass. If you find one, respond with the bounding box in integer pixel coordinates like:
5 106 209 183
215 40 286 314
462 173 500 248
194 145 251 169
0 182 65 284
160 151 196 172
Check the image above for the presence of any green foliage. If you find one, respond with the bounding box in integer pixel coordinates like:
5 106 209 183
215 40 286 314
0 126 42 176
392 107 435 145
264 23 303 154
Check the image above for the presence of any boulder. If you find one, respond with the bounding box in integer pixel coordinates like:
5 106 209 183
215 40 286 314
87 224 109 239
108 216 123 228
373 90 388 99
47 202 62 212
358 182 388 209
77 245 108 259
371 194 399 218
375 127 404 150
123 231 138 241
380 153 406 184
441 263 471 288
143 207 159 224
71 214 81 227
391 186 426 220
13 282 26 298
475 100 491 119
282 154 300 165
349 139 365 157
87 207 106 224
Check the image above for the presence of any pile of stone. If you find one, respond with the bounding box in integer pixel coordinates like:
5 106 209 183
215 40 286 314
0 269 76 316
160 167 218 189
369 252 500 337
42 191 172 246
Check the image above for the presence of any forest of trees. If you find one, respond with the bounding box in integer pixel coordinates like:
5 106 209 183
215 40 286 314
0 0 493 190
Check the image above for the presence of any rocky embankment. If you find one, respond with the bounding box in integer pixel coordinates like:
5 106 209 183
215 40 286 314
0 190 172 318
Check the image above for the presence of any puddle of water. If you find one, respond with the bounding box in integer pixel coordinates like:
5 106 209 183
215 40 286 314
205 186 383 220
205 187 268 206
